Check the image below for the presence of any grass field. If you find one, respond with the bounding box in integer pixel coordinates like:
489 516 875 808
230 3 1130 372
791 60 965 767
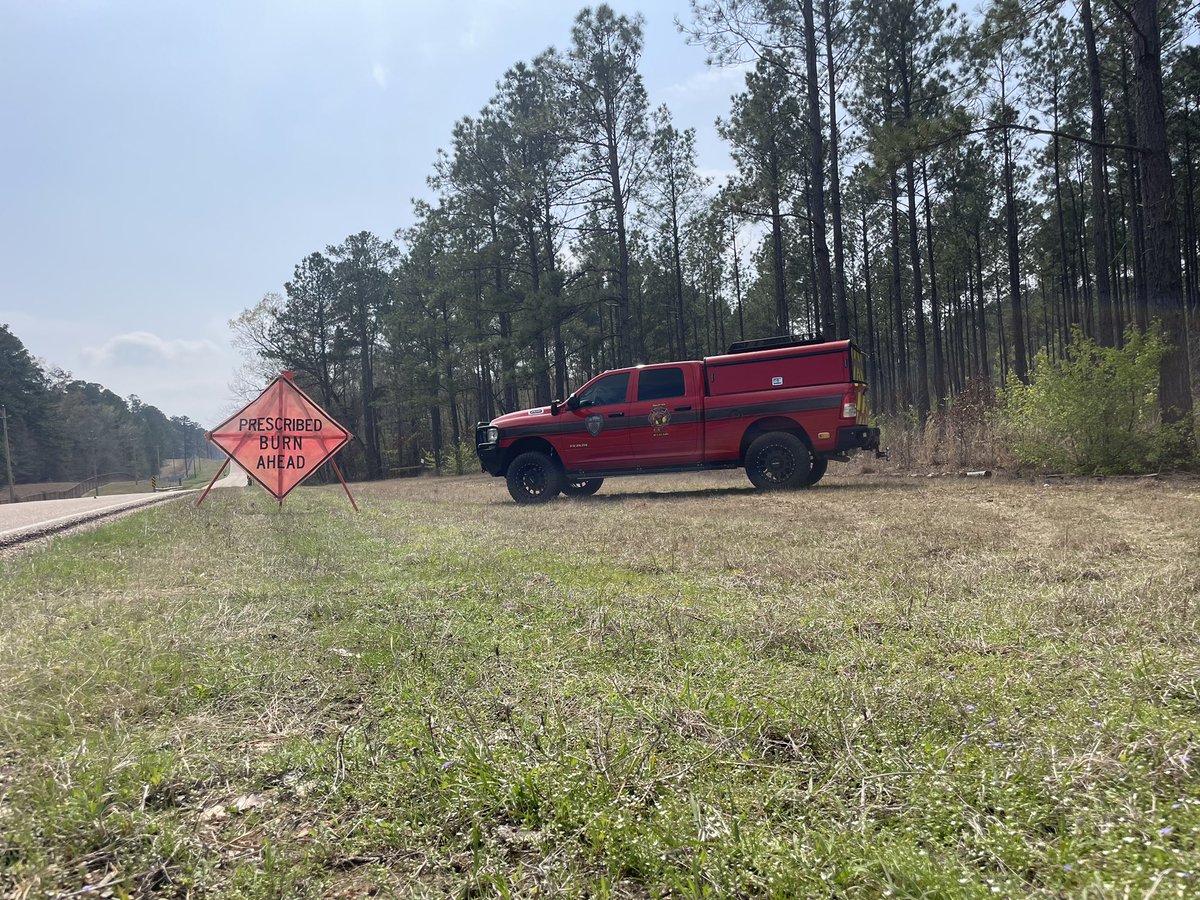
1 471 1198 898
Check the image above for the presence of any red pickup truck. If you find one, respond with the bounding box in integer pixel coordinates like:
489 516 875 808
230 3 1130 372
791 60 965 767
476 335 880 503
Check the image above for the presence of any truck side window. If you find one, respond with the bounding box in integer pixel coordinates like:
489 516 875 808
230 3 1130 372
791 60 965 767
636 367 686 402
577 372 630 407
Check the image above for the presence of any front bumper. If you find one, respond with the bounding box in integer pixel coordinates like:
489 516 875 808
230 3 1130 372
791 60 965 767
835 425 881 453
475 422 504 475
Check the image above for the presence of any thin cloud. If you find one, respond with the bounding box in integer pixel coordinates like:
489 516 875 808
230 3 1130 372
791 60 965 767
662 62 752 100
372 62 389 87
84 331 219 367
459 23 481 50
457 0 518 51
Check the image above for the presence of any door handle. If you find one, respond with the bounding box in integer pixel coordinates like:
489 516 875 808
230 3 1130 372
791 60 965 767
675 405 692 411
608 412 625 418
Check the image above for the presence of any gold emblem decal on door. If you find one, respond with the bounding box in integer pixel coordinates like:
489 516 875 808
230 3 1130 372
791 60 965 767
648 404 671 431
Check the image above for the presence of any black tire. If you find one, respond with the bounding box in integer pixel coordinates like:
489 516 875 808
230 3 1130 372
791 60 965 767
506 452 563 504
805 456 828 486
745 431 812 490
562 478 604 497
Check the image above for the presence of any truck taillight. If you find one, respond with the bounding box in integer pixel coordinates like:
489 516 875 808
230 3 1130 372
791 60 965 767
842 391 858 419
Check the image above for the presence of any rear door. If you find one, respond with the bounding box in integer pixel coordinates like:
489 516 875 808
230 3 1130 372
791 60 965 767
626 364 703 466
559 370 633 470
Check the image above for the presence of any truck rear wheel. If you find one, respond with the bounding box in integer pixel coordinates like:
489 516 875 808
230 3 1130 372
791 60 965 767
745 432 812 490
562 478 603 497
805 456 828 486
506 452 563 504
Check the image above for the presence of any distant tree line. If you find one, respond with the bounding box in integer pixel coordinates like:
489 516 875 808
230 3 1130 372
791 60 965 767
0 324 213 486
234 0 1199 477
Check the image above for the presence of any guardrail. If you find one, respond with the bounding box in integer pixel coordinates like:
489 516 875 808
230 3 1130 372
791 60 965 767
3 472 139 503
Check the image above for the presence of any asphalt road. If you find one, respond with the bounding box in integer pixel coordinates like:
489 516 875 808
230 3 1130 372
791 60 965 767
0 468 249 545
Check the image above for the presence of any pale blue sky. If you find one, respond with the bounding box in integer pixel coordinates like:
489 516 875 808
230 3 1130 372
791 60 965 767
0 0 745 424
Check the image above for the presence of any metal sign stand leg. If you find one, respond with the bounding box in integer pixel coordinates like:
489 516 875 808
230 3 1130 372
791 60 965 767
330 459 359 512
194 456 231 508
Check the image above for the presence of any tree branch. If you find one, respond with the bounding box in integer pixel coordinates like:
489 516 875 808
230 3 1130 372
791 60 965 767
921 120 1143 155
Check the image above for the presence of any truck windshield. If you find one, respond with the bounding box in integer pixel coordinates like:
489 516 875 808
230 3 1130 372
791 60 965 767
577 372 630 407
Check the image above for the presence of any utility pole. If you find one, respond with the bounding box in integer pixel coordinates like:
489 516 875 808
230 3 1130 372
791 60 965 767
2 405 16 503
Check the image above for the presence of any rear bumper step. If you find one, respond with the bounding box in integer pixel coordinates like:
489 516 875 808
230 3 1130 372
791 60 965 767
835 425 881 453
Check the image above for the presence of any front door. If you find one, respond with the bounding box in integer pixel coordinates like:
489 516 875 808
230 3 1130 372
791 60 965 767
627 365 703 466
559 370 632 471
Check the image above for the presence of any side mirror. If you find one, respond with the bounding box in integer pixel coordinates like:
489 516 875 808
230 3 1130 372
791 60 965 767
566 394 581 411
550 399 559 416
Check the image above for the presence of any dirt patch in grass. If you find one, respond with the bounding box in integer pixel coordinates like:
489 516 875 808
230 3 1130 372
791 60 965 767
2 471 1198 897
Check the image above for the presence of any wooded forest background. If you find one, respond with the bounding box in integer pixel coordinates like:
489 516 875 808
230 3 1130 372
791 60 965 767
5 0 1197 487
231 0 1199 478
1 324 215 487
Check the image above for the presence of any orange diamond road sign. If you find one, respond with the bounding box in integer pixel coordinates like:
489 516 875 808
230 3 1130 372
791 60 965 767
208 373 351 502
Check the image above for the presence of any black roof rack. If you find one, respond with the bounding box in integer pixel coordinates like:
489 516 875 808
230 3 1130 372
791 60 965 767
725 333 828 354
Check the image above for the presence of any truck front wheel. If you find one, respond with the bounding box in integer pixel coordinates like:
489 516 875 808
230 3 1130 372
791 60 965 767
506 452 563 504
745 432 812 490
562 478 603 497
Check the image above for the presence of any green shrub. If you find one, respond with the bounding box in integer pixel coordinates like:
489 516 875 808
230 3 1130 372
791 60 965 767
421 440 476 475
997 327 1169 474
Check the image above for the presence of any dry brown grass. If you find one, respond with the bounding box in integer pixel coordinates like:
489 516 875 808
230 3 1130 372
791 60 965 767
1 469 1198 897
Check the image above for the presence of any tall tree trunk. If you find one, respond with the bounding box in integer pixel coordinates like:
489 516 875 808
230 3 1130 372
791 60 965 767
863 206 879 395
497 310 518 412
900 57 930 416
526 220 553 406
1081 0 1116 347
995 268 1008 383
442 310 462 473
803 0 834 337
357 297 382 479
730 209 745 341
822 0 849 339
429 336 442 475
769 148 790 333
1122 50 1151 333
1184 97 1199 311
921 161 947 407
1114 174 1129 342
541 198 568 400
1132 0 1195 444
889 171 909 408
1001 112 1028 383
490 210 519 412
670 185 688 358
965 267 978 379
1070 168 1096 336
602 85 633 367
473 275 496 422
905 158 930 416
974 226 990 379
1051 82 1076 330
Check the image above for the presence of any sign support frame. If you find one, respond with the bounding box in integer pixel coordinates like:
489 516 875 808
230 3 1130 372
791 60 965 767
199 371 357 509
194 456 231 508
330 458 359 511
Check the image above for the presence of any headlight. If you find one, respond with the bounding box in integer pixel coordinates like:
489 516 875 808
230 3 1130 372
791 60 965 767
486 426 499 443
